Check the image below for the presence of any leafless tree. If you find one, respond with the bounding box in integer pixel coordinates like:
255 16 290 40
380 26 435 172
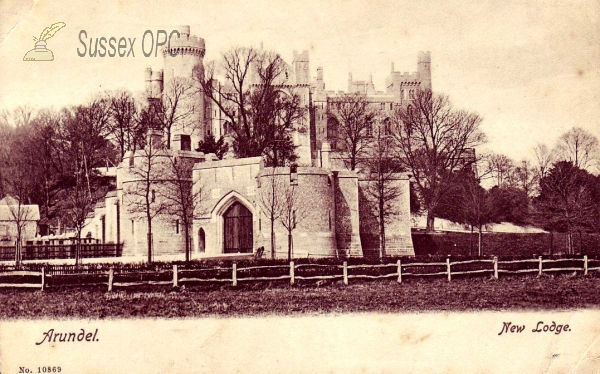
555 127 599 172
485 152 514 187
460 180 496 256
278 181 307 261
361 128 402 258
152 77 196 150
54 100 115 266
2 128 39 266
511 159 538 197
1 105 35 128
328 93 376 170
159 154 205 262
122 132 169 263
391 89 486 232
197 47 305 166
106 90 145 159
259 167 284 259
533 143 555 180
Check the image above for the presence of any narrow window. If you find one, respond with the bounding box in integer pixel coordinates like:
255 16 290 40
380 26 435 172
175 220 179 234
328 210 331 230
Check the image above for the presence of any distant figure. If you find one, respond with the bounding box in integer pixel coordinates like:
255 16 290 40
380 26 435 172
254 246 264 259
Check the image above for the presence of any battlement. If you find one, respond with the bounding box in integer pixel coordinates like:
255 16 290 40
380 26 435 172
162 25 206 57
293 50 309 62
418 50 431 63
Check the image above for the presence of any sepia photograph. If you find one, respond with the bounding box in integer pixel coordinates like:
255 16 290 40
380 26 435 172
0 0 599 372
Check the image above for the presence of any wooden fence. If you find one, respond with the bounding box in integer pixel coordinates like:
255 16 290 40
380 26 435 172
0 256 599 290
0 243 123 261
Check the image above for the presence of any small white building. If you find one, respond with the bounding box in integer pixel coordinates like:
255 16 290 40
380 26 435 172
0 196 40 243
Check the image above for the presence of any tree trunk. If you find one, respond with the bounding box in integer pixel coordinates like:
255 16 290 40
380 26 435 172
75 231 82 268
425 211 435 233
378 221 385 259
147 217 153 263
184 223 190 263
477 226 482 257
287 232 292 261
270 217 276 259
469 225 474 256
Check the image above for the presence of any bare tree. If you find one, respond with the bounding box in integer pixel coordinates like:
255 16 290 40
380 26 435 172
555 127 599 172
361 128 401 258
259 167 284 259
511 159 538 197
159 154 205 262
460 179 496 256
123 131 169 263
391 89 486 232
1 105 35 128
533 143 555 180
197 47 305 166
485 152 514 187
152 77 196 150
328 93 376 170
54 100 115 266
278 181 307 261
1 128 39 266
106 90 145 159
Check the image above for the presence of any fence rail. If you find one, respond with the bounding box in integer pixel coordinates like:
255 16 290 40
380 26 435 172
0 255 597 290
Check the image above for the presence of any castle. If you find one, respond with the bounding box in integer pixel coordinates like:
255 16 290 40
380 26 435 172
83 26 433 259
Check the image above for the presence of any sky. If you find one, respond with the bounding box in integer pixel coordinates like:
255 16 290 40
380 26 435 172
1 0 599 162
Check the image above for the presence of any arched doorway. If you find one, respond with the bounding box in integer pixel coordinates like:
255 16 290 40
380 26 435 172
198 228 205 253
223 202 253 253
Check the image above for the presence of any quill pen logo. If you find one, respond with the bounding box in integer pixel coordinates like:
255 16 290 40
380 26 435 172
23 22 66 61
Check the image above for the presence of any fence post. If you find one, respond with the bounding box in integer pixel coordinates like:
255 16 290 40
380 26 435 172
343 261 348 285
397 259 402 283
232 263 237 287
290 261 295 285
173 264 178 287
447 257 451 281
538 256 543 277
493 256 498 280
108 268 114 292
584 255 588 276
40 267 45 290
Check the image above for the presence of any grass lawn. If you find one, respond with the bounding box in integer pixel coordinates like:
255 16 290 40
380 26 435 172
1 274 599 319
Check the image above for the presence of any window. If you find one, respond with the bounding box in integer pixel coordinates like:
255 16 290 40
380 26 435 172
390 103 393 110
290 164 298 185
180 134 191 151
175 220 179 234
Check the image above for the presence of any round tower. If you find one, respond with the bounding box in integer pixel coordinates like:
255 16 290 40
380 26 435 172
162 25 206 150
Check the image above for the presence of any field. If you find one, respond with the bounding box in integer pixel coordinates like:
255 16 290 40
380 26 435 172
1 274 600 319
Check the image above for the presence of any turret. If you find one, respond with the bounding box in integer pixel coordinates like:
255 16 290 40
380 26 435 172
417 51 432 90
151 69 163 98
161 25 206 148
145 67 153 98
293 50 310 85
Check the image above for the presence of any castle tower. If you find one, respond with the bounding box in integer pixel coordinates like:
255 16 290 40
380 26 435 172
417 51 432 90
162 25 206 151
144 67 153 98
293 50 310 85
151 69 163 98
